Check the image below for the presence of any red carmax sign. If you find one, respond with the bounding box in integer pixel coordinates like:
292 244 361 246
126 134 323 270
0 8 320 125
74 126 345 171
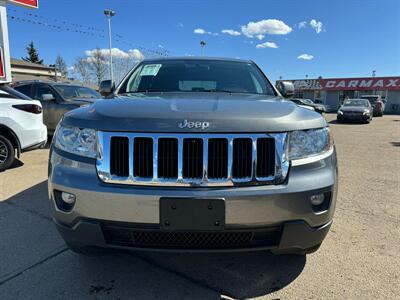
8 0 38 9
318 77 400 91
0 48 4 78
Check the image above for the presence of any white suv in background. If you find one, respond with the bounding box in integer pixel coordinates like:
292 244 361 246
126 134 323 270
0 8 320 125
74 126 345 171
0 85 47 171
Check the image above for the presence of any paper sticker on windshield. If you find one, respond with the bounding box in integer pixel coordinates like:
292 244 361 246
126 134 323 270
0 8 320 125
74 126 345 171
140 64 162 76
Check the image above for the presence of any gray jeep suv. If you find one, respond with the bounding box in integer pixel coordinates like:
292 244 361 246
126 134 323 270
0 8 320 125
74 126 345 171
48 57 338 255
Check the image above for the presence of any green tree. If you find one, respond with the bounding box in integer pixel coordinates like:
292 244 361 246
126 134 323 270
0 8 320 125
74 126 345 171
22 41 43 65
55 55 68 77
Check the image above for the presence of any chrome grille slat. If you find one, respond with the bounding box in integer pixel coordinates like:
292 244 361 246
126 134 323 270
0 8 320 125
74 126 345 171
97 133 289 187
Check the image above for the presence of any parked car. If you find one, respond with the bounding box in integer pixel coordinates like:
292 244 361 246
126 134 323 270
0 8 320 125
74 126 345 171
337 99 373 123
13 81 101 134
0 85 47 171
360 95 384 116
49 57 338 255
290 99 315 111
290 98 325 113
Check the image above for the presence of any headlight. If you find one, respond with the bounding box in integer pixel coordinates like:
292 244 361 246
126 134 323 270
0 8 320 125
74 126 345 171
363 110 370 115
337 110 343 115
55 125 97 158
288 127 333 161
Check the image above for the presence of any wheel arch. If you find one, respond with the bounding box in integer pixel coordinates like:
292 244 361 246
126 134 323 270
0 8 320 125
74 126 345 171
0 124 21 158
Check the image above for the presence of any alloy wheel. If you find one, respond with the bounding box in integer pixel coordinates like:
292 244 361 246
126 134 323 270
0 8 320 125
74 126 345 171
0 139 9 164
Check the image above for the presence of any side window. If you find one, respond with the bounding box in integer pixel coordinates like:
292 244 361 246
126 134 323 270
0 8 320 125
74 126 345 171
14 84 33 97
0 89 16 99
35 84 56 101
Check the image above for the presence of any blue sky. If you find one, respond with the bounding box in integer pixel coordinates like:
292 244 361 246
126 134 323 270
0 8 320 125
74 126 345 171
5 0 400 81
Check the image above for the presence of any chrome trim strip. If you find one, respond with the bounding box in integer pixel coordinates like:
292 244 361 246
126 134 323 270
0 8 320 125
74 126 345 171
177 137 183 183
291 147 334 166
96 132 289 187
202 138 209 182
152 137 158 181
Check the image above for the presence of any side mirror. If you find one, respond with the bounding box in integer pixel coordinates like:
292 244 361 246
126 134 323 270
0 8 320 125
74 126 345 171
99 80 115 97
276 81 295 98
41 93 55 101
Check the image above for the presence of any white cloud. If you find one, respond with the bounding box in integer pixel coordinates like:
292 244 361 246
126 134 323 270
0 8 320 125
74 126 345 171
297 54 314 60
241 19 292 39
298 21 307 29
310 19 323 33
194 28 206 34
127 49 145 60
194 28 219 36
221 29 241 36
85 48 144 61
256 41 278 49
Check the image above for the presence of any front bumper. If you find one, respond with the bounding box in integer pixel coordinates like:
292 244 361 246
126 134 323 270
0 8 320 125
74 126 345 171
337 113 370 122
48 147 338 252
54 217 332 252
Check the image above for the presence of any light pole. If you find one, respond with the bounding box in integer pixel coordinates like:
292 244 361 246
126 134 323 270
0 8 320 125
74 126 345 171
104 9 116 83
200 40 206 56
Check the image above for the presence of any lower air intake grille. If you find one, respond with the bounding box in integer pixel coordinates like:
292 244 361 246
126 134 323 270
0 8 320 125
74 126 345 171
102 224 282 249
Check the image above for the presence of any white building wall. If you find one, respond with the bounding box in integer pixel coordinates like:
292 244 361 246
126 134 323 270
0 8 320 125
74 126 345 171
385 91 400 114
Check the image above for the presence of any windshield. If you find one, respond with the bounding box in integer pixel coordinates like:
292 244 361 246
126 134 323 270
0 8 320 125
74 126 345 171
343 99 370 107
120 60 276 95
302 99 314 104
54 85 101 99
361 96 378 104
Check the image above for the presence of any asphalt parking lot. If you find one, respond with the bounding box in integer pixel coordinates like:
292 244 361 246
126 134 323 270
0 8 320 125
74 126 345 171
0 114 399 299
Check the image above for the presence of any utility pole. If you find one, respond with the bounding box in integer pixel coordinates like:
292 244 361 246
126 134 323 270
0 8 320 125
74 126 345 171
49 64 58 82
200 40 206 56
104 9 115 83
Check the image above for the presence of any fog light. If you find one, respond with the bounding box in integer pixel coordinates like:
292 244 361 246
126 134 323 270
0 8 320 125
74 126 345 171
61 192 76 204
310 194 325 206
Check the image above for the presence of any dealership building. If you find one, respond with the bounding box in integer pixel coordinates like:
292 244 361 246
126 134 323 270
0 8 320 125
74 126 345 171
278 76 400 114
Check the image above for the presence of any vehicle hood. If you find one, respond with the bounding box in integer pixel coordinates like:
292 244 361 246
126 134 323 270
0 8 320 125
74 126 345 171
339 106 368 112
62 93 327 132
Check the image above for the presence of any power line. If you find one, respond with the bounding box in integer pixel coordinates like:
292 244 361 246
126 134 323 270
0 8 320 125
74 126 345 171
7 10 172 57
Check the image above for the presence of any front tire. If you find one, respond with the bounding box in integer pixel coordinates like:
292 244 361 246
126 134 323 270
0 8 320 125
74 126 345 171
0 135 15 172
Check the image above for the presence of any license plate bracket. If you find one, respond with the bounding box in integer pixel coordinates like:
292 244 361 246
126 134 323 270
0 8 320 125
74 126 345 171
160 198 225 231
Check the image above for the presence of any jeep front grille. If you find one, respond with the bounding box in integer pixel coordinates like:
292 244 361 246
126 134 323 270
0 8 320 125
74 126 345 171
96 132 289 187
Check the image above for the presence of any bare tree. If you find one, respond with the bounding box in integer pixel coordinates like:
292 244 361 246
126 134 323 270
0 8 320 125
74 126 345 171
55 55 68 78
72 47 143 87
88 47 108 88
113 56 139 85
73 58 92 85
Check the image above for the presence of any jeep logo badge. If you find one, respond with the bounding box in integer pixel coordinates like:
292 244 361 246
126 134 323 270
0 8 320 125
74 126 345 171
178 120 210 130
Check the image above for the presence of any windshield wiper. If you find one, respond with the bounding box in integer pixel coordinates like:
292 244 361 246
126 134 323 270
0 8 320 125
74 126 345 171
124 90 166 94
202 89 237 93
